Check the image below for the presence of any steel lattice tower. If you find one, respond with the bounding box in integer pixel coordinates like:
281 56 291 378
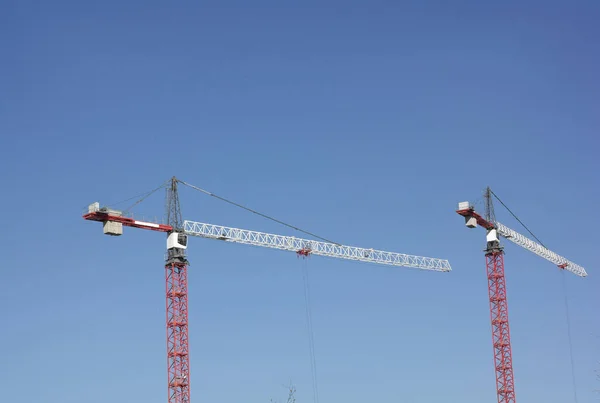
485 250 515 403
166 177 190 403
166 262 190 403
483 187 515 403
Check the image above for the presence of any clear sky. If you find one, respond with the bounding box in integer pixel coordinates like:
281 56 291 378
1 1 599 402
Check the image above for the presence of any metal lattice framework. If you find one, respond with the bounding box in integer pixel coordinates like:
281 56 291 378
486 251 515 403
495 222 587 277
457 193 587 403
183 220 451 272
83 179 454 403
166 262 191 403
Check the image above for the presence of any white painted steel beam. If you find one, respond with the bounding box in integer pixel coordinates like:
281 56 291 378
495 221 587 277
183 220 451 272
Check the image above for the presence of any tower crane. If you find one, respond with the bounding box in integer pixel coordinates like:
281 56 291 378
456 187 588 403
83 177 452 403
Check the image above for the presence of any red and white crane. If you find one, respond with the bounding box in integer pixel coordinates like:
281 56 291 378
456 187 587 403
83 177 452 403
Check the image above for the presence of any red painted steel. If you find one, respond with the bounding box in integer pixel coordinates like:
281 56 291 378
166 262 191 403
485 251 516 403
83 212 173 232
84 206 187 403
456 208 495 230
296 247 312 257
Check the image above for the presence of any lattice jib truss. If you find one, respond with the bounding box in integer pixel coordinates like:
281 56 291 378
494 222 587 277
183 221 452 272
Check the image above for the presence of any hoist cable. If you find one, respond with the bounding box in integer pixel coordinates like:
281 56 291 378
301 258 319 403
561 270 579 403
178 180 341 245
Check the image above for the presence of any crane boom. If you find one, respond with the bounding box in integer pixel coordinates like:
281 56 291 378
183 220 451 272
495 221 587 277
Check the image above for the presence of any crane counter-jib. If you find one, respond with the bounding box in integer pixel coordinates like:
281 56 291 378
183 220 452 272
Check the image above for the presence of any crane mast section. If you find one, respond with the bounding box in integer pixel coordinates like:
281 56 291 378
183 220 451 272
494 222 587 277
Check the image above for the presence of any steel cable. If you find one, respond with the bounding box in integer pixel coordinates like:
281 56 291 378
178 180 341 245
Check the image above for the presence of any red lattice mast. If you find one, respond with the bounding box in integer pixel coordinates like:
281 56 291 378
457 187 518 403
486 250 515 403
164 178 191 403
166 261 190 403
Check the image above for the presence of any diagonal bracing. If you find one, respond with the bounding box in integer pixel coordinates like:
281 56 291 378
183 220 451 272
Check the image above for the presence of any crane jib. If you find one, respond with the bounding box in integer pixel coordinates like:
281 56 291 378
183 220 452 272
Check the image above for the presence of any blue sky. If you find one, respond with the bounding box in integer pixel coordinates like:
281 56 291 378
1 0 599 402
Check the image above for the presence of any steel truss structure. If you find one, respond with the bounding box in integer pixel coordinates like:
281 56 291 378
82 176 454 403
486 251 515 403
166 262 191 403
183 220 452 272
495 222 587 277
456 191 587 403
